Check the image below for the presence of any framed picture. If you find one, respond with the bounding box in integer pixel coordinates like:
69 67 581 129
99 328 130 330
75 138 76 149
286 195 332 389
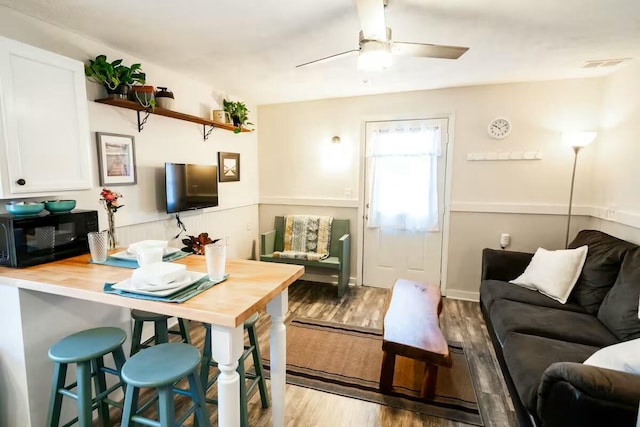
218 152 240 182
96 132 137 186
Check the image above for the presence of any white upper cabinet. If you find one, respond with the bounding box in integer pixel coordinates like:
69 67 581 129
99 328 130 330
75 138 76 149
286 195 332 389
0 36 91 198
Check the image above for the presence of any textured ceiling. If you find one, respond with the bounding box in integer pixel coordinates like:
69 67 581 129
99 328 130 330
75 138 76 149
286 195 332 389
3 0 640 104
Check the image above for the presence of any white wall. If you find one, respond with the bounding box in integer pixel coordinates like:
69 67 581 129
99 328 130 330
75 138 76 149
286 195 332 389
258 78 605 297
0 7 259 251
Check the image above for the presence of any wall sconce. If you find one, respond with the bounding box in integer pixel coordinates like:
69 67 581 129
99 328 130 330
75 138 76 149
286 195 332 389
331 136 341 144
563 131 597 248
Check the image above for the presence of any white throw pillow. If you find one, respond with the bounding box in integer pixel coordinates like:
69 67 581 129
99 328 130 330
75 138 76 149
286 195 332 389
584 339 640 374
509 246 588 304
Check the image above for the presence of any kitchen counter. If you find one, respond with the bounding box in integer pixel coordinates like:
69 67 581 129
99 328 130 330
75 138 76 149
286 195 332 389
0 252 304 427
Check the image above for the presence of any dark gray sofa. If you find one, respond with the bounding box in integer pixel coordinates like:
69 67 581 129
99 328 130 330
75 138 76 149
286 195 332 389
480 230 640 427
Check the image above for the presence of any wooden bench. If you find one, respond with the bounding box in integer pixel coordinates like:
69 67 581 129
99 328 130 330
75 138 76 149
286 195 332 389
379 279 451 400
260 216 350 297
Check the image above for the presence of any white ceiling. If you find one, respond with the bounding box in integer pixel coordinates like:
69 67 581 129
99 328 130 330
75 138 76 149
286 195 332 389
3 0 640 105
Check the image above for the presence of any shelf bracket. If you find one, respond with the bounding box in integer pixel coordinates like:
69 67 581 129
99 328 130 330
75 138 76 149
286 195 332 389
203 124 215 141
136 109 151 132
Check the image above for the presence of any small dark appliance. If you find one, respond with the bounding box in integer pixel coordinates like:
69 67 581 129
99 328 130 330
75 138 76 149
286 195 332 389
0 209 98 268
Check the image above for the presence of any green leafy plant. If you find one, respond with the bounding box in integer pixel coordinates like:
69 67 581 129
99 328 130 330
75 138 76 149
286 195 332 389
223 99 254 133
181 233 221 255
84 55 146 90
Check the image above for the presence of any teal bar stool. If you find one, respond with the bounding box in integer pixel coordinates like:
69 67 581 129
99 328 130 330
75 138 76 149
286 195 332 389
130 309 191 355
120 343 210 427
200 313 270 427
46 327 127 427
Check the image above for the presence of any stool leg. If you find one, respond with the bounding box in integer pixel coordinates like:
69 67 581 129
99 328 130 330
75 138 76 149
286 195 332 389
112 345 127 395
157 385 175 427
200 324 212 391
188 372 211 427
247 324 270 408
178 318 191 344
76 361 92 427
131 319 143 356
155 319 169 345
121 384 139 427
238 355 248 427
379 351 396 394
91 357 110 427
46 362 67 427
421 364 439 400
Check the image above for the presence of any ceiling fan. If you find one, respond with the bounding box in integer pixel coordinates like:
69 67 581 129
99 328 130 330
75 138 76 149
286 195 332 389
296 0 469 71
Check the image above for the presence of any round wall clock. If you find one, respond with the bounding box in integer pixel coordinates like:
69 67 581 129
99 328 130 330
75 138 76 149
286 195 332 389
488 117 512 139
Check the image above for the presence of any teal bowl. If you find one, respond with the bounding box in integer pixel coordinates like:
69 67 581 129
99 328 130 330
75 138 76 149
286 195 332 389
6 202 45 216
45 199 76 213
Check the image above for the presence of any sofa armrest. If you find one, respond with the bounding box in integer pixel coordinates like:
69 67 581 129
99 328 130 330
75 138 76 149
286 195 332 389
481 248 533 281
537 362 640 427
261 230 276 256
338 234 350 267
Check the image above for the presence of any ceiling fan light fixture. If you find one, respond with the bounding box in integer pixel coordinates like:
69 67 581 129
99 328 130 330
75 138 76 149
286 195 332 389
358 40 392 71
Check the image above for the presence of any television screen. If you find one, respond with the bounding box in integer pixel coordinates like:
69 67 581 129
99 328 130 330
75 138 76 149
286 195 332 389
165 163 219 214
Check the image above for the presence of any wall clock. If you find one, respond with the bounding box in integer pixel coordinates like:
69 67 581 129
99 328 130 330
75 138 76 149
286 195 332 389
488 117 512 139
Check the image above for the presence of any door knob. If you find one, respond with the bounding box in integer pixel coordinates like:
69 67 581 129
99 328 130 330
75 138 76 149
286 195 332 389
16 178 26 186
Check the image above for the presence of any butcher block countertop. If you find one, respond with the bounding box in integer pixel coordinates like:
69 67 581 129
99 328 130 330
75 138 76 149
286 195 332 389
0 253 304 328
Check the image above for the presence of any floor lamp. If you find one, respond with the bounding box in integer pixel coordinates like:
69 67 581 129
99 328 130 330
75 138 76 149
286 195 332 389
564 131 597 248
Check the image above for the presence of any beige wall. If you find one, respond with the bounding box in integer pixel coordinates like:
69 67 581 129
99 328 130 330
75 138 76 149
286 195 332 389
258 78 605 298
0 8 259 252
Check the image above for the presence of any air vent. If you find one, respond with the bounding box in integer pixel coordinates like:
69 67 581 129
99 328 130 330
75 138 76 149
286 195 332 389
583 58 631 68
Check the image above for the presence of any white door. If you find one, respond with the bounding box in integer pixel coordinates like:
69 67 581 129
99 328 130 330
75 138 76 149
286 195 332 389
362 119 448 289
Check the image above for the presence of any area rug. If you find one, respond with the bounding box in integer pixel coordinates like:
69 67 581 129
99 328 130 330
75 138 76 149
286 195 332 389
262 318 483 426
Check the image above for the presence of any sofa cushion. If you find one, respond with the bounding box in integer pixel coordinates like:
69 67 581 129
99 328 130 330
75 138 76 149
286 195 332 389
502 332 599 415
490 299 618 347
569 230 636 314
480 279 587 314
598 247 640 341
510 246 588 304
584 338 640 374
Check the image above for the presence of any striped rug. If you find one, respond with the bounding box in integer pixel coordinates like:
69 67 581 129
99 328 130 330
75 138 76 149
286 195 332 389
262 317 483 426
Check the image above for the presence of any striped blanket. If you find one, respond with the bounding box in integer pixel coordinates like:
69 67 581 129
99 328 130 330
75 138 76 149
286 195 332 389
273 215 333 261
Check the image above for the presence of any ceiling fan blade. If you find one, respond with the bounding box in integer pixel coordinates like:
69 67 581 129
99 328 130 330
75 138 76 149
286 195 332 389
392 42 469 60
295 49 359 68
355 0 387 40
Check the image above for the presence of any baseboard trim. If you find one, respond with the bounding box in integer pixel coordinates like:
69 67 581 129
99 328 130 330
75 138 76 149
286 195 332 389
445 289 479 302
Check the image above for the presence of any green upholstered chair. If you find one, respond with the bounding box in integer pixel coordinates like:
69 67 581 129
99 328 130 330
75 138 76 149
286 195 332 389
130 309 191 356
46 327 127 427
120 342 210 427
260 216 351 297
200 313 269 427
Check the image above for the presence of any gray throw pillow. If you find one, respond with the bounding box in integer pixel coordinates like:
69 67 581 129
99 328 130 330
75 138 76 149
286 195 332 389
598 247 640 341
569 230 636 314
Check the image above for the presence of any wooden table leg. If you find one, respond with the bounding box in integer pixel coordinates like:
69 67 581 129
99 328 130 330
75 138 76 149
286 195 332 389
267 289 289 427
210 324 244 427
379 351 396 393
421 364 439 400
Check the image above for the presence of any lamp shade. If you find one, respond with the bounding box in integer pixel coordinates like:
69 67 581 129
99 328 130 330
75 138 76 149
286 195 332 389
563 131 597 148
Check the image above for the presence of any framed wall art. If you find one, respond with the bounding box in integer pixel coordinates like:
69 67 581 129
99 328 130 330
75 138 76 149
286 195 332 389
96 132 137 186
218 152 240 182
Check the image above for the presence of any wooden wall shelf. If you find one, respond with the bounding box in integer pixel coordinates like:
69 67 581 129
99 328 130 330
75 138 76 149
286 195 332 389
95 98 250 140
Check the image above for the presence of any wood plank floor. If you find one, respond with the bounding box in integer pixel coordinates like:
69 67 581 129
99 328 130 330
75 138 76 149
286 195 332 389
117 281 518 426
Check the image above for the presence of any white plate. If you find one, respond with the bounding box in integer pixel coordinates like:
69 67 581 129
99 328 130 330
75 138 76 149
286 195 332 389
110 247 180 261
112 271 207 297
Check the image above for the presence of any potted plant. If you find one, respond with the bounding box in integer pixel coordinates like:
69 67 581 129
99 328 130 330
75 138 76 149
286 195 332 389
181 233 221 255
130 85 156 110
223 99 254 133
84 55 145 99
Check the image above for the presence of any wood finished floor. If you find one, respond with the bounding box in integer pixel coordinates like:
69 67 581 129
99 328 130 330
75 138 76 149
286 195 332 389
115 281 518 426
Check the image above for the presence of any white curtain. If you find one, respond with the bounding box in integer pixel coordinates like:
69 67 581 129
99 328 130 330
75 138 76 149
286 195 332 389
367 122 441 231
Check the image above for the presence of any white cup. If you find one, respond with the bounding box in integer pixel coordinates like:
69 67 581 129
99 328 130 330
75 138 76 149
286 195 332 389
205 241 226 281
136 246 163 266
88 231 108 262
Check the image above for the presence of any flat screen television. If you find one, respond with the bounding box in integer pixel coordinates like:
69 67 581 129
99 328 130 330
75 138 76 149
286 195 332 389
165 162 219 214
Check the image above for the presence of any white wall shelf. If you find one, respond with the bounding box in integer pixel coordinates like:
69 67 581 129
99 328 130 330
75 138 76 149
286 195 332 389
466 151 543 161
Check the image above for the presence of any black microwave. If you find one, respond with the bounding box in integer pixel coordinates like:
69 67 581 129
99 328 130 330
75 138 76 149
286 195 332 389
0 210 98 268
